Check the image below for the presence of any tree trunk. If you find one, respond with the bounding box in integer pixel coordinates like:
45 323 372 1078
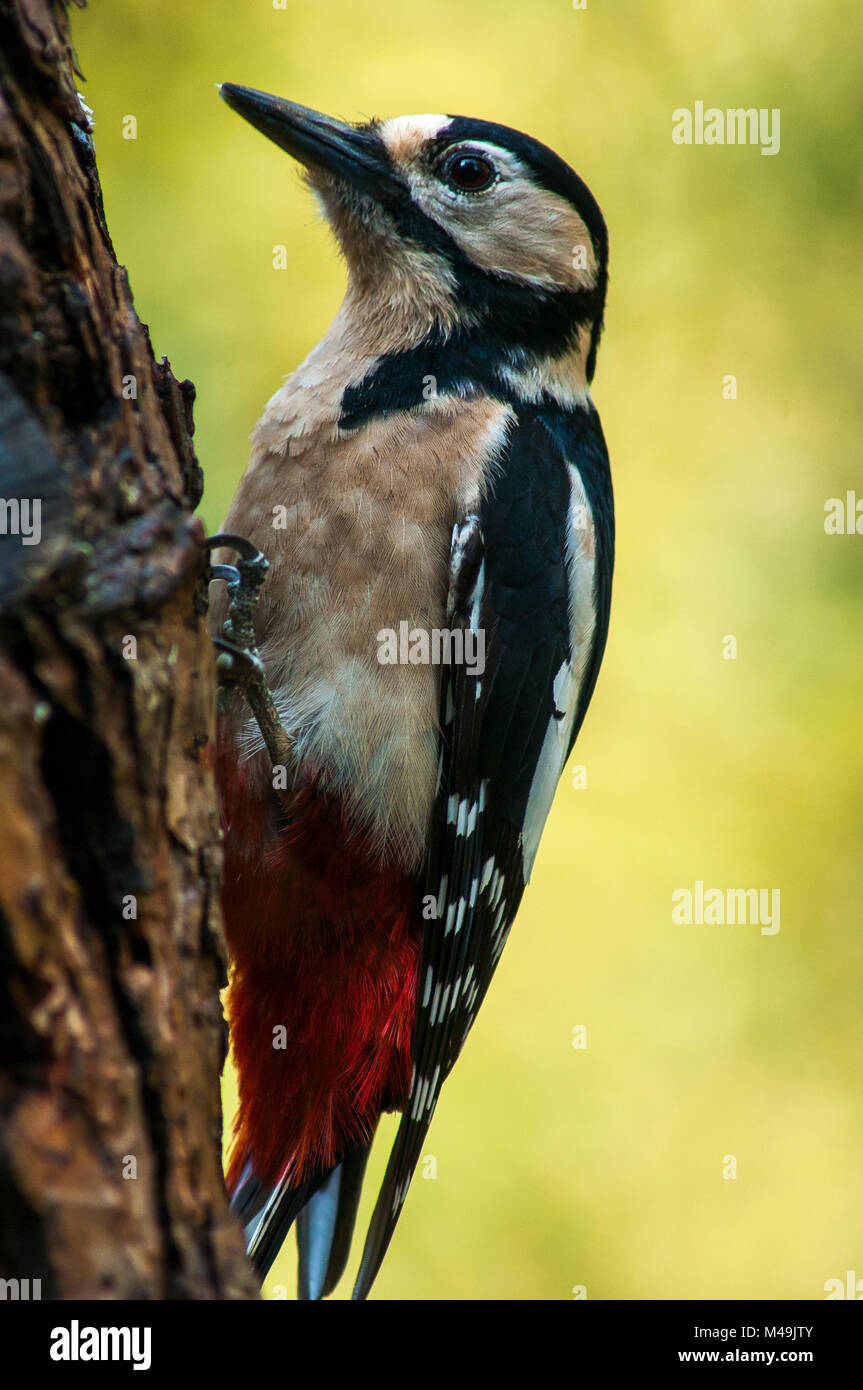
0 0 256 1298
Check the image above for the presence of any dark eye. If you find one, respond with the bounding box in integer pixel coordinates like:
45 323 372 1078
441 150 496 193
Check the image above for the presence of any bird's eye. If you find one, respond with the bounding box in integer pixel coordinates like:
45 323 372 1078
440 150 496 194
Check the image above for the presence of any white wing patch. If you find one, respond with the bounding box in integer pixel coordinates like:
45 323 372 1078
520 464 597 881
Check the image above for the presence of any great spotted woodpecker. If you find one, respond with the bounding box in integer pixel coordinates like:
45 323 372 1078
209 84 614 1300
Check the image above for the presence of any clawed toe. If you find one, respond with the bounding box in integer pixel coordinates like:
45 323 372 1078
205 534 297 789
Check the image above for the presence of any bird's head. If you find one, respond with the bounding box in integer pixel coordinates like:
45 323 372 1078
220 85 608 390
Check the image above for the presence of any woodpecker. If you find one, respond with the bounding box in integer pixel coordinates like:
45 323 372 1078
209 83 614 1300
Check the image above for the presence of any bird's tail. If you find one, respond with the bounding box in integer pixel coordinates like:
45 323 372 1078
229 1140 374 1298
297 1143 373 1299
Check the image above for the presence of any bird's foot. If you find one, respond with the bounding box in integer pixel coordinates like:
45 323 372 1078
204 533 297 783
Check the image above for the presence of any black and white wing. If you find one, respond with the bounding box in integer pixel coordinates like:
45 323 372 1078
353 405 613 1299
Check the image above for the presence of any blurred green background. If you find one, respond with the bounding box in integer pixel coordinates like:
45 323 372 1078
73 0 862 1299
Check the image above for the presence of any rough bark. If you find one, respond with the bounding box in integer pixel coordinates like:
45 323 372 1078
0 0 256 1297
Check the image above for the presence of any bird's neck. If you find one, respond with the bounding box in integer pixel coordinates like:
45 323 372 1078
334 278 461 359
327 288 594 430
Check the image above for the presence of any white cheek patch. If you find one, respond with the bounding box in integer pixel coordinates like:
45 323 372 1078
402 142 596 291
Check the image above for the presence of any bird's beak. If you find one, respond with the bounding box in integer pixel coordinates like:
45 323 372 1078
219 84 396 197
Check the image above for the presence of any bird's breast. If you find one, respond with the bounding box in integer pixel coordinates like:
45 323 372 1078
219 374 513 872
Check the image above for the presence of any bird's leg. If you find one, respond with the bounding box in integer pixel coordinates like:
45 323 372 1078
204 533 298 796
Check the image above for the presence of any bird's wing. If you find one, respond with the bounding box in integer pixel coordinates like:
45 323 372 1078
352 406 612 1299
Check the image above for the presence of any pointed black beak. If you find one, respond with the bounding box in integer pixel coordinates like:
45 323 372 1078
219 84 397 199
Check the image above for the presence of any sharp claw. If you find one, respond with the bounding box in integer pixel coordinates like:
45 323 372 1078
205 531 270 658
211 563 241 585
213 637 266 679
202 532 265 563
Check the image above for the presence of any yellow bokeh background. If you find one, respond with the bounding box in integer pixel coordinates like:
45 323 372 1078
73 0 862 1298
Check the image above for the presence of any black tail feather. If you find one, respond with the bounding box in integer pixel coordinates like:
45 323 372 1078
230 1142 374 1292
297 1141 374 1299
231 1161 330 1281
